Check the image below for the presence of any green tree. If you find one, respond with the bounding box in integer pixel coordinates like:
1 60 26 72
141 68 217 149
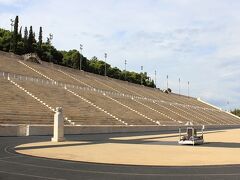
61 49 80 68
81 55 88 71
108 67 121 79
36 27 43 57
15 41 25 55
41 43 52 61
231 109 240 117
0 28 11 51
12 15 19 53
88 56 106 75
23 27 28 51
27 26 35 53
38 27 42 48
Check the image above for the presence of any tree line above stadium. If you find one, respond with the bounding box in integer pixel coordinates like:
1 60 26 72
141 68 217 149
0 16 155 88
231 109 240 117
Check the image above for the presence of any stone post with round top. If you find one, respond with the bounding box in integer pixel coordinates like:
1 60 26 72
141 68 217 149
51 107 65 142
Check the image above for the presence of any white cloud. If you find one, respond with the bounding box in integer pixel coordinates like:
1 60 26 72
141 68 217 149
0 0 240 109
0 0 22 4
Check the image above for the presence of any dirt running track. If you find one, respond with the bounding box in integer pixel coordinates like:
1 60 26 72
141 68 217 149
1 129 240 179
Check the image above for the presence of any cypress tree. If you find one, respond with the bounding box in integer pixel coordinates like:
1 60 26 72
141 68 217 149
23 27 28 52
19 26 22 39
12 15 19 53
37 26 43 57
28 26 34 53
38 27 42 47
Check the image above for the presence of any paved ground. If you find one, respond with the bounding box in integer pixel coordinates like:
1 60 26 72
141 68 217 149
1 130 240 179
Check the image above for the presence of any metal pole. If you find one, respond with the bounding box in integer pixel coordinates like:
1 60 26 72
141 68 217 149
188 81 190 98
166 75 168 89
227 101 230 112
49 34 53 63
124 60 127 80
10 19 14 32
154 70 157 88
79 44 83 71
104 53 107 76
179 78 181 95
49 33 53 44
141 66 143 85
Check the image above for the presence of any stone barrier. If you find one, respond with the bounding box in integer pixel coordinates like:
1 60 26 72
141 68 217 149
1 124 240 137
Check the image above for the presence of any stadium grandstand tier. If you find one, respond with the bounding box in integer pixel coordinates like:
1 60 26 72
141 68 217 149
19 60 80 85
0 78 53 125
0 52 240 127
214 110 240 124
69 88 155 125
112 96 178 126
52 64 115 91
16 80 123 126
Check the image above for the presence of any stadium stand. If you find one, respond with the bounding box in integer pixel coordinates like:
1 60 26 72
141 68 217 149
0 52 240 127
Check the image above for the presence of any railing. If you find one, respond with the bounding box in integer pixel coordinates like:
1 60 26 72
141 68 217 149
0 70 219 111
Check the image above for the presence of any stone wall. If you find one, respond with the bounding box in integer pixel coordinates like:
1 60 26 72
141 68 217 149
0 125 26 136
1 124 240 137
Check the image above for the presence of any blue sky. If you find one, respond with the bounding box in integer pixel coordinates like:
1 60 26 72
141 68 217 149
0 0 239 110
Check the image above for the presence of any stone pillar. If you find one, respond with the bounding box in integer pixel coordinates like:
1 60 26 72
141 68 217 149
51 107 65 142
